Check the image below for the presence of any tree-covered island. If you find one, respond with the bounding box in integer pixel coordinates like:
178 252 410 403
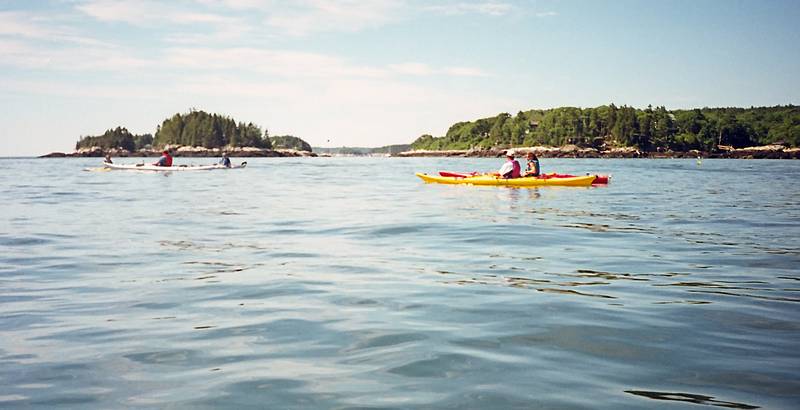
407 104 800 158
63 110 315 158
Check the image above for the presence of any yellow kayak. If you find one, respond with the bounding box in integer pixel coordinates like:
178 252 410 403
415 173 596 187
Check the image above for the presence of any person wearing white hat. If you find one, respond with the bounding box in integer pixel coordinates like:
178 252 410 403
498 150 521 179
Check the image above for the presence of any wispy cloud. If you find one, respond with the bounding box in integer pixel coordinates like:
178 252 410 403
535 11 558 18
441 66 489 77
76 0 241 28
165 47 489 79
164 47 387 78
0 11 109 46
0 38 151 71
75 0 403 38
425 2 513 17
263 0 404 36
390 62 489 77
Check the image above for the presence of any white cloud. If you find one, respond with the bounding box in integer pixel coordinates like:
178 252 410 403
0 11 109 46
0 78 160 100
163 47 388 78
76 0 163 25
535 11 558 18
0 38 151 71
390 62 488 77
163 47 490 80
263 0 404 36
0 39 53 69
76 0 242 28
425 2 513 17
389 62 435 76
441 66 488 77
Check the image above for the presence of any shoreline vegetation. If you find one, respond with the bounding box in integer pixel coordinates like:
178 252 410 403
401 104 799 159
39 105 800 159
394 144 800 159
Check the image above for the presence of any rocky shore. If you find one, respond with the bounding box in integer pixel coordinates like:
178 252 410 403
394 144 800 159
40 146 317 158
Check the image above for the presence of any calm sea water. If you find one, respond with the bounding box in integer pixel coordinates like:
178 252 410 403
1 157 799 409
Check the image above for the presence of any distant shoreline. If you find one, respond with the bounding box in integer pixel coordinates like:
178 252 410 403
37 144 800 159
394 144 800 159
39 146 316 158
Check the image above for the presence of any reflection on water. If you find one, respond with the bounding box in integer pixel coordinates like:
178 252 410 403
0 157 799 408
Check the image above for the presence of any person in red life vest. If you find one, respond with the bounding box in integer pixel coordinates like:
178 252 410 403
153 150 173 167
498 150 521 179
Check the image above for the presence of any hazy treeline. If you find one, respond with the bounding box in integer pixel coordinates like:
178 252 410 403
76 127 153 151
411 104 800 151
313 144 412 155
270 135 312 152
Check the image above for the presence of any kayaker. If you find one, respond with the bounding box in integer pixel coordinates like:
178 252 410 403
104 154 113 164
219 152 231 168
153 150 173 167
498 150 521 179
523 152 540 177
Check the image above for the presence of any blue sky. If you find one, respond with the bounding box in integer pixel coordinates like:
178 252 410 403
1 0 798 156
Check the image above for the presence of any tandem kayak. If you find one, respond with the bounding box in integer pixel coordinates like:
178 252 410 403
103 162 247 171
439 171 609 184
416 173 597 187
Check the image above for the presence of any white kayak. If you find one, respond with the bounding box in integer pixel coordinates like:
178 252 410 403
102 161 247 171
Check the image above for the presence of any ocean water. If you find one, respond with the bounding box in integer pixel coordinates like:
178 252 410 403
0 156 798 409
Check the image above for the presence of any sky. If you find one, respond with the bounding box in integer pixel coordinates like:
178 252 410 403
1 0 798 156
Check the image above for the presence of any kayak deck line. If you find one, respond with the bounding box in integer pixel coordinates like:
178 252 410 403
102 161 247 171
416 173 597 187
438 170 609 184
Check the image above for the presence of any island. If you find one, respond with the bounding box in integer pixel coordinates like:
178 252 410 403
41 105 800 159
41 110 316 158
399 104 800 159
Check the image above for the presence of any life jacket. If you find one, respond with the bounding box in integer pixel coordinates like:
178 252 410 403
501 159 522 178
511 160 521 178
527 159 540 176
164 153 173 167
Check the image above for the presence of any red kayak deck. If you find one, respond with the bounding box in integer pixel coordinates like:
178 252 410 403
439 171 609 184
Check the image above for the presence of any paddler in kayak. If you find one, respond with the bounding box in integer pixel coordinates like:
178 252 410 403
153 150 173 167
523 152 540 177
498 150 521 179
219 152 231 168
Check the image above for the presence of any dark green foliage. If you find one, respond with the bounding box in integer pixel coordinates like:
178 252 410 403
411 105 800 151
153 110 271 149
76 127 151 151
270 135 312 152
